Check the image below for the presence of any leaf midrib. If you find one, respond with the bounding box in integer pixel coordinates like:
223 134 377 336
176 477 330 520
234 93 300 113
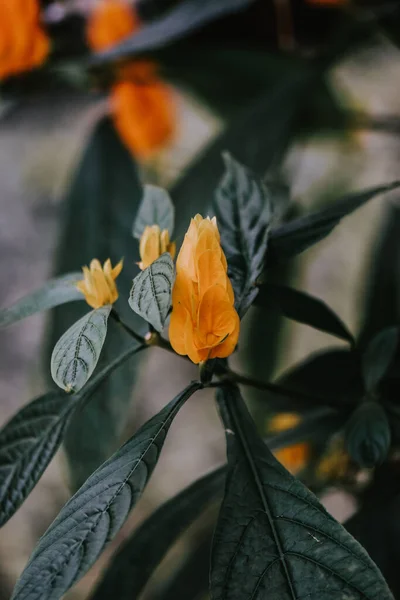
227 398 297 600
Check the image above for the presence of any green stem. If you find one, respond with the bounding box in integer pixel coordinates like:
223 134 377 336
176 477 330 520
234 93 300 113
110 308 146 345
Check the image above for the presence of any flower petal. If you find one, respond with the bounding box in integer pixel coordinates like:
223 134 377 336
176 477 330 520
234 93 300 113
197 249 227 299
197 285 238 348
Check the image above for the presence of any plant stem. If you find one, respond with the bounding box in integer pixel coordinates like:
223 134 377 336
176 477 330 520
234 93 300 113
110 308 146 345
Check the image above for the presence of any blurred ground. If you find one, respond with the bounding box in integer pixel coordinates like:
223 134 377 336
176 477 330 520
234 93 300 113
1 41 400 599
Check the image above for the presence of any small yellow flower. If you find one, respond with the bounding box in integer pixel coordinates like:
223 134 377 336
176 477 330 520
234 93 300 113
138 225 176 270
269 413 310 475
76 258 123 309
169 214 240 364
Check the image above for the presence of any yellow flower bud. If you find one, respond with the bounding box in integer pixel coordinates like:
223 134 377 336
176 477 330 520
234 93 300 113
169 214 239 364
76 258 123 309
138 225 176 270
269 413 310 475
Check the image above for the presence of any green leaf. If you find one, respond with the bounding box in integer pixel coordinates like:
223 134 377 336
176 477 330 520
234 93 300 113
0 343 144 528
362 327 399 394
133 184 175 239
0 272 83 329
93 0 255 62
213 153 272 316
345 401 391 468
359 204 400 345
11 381 202 600
212 384 394 600
255 283 354 344
51 305 111 393
91 466 224 600
268 181 400 264
152 535 212 600
45 116 145 488
0 392 76 528
262 348 362 412
129 253 175 332
172 66 315 242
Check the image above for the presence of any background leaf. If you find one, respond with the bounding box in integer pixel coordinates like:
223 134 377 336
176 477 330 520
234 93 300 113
51 305 111 392
129 253 175 332
45 116 145 489
0 342 144 528
255 282 354 344
359 203 400 345
133 185 175 239
11 382 202 600
0 272 83 329
172 66 315 242
91 466 224 600
213 153 272 316
93 0 256 62
212 384 393 600
362 327 399 394
345 401 391 468
267 181 400 265
261 348 362 412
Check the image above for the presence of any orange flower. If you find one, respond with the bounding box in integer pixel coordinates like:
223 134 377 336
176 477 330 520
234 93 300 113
87 0 175 159
169 215 240 364
76 258 123 309
269 413 310 475
111 79 175 159
86 0 140 52
138 225 176 270
0 0 50 80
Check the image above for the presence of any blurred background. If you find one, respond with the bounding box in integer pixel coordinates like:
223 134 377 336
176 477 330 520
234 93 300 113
1 0 400 598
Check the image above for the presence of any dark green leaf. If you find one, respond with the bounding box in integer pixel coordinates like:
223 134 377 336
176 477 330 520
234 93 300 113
91 466 224 600
129 253 175 332
359 204 400 345
152 535 212 600
263 348 362 412
0 392 75 528
268 181 400 264
255 282 354 344
0 272 83 329
345 463 400 598
345 401 391 468
133 185 174 239
45 116 145 489
93 0 255 62
172 67 315 242
0 343 144 528
11 381 201 600
213 154 272 316
362 327 399 393
212 384 393 600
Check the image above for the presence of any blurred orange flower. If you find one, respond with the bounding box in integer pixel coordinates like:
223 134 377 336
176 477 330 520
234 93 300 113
269 413 310 475
86 0 140 52
138 225 176 270
87 0 175 160
0 0 50 80
169 215 240 364
76 258 123 309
